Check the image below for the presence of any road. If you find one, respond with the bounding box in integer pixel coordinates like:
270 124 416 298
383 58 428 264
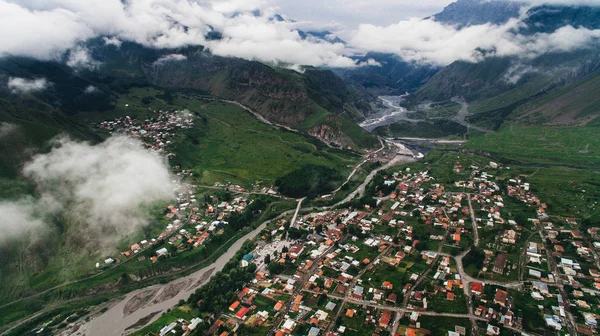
467 194 480 247
267 244 337 336
324 245 393 333
290 198 305 229
539 230 578 336
335 153 416 206
331 137 387 195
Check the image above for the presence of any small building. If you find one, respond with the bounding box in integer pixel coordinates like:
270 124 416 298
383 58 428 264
379 310 392 328
493 254 507 274
156 247 169 257
494 289 508 307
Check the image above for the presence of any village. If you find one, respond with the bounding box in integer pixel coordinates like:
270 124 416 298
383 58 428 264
94 109 253 272
145 159 600 336
90 110 600 336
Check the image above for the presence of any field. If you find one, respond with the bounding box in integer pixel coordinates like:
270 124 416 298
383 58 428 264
170 97 359 187
465 125 600 168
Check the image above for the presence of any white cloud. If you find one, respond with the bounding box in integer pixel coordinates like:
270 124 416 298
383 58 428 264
153 53 188 65
1 0 599 69
0 135 175 245
84 85 98 94
66 46 100 70
357 58 382 67
7 77 50 94
350 18 600 66
0 199 46 243
103 36 122 48
0 122 17 138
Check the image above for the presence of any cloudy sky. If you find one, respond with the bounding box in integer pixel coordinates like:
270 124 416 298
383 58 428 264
1 0 600 68
274 0 454 28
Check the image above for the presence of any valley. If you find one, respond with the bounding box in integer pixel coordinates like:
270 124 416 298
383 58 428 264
1 1 600 336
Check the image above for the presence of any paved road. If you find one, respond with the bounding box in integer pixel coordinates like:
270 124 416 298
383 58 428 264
325 245 393 333
267 244 337 336
331 138 386 195
467 194 480 247
290 198 305 229
335 154 416 206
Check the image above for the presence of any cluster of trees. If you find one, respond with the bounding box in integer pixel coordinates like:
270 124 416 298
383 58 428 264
463 247 486 270
187 242 256 315
227 198 267 231
275 164 342 198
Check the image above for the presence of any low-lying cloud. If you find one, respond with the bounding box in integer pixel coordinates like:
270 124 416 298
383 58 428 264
7 77 50 94
351 18 600 66
0 122 17 138
1 0 600 69
66 46 100 70
0 199 46 243
0 135 174 247
153 54 188 65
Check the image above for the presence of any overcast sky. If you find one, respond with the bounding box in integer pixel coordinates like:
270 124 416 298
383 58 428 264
274 0 454 28
1 0 600 69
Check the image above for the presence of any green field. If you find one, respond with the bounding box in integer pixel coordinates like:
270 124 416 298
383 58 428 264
465 125 600 167
168 97 359 187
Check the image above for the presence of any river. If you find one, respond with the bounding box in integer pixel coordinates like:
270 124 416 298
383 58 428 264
75 222 268 336
359 95 420 131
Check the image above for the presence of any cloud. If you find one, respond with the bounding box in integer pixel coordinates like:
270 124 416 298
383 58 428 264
0 122 17 138
66 46 100 70
20 135 174 240
0 199 46 243
0 0 357 68
0 135 175 246
103 36 122 48
357 58 382 67
503 63 537 84
7 77 50 94
153 53 188 65
1 0 600 69
350 18 600 66
84 85 98 94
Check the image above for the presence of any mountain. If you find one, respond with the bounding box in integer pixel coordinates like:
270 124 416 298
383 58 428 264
430 0 524 27
401 2 600 130
333 52 440 95
0 41 377 151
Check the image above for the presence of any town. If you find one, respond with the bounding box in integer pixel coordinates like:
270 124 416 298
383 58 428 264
142 158 600 336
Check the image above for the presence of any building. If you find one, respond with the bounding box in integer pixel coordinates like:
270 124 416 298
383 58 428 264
493 254 507 274
379 310 392 328
471 282 483 296
494 289 508 307
156 247 169 257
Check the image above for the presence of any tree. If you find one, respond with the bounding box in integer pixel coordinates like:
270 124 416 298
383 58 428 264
264 254 271 265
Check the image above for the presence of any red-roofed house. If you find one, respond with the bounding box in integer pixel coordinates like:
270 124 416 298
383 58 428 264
235 307 249 320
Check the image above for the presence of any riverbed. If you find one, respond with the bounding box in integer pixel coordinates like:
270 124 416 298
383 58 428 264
359 95 420 131
73 222 268 336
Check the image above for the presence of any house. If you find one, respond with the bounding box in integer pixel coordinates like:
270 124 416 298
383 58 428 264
494 290 508 307
156 247 169 257
379 310 392 328
502 230 517 244
486 324 500 335
235 307 249 320
382 281 394 290
447 292 455 301
308 327 320 336
289 245 304 258
471 282 483 296
229 301 240 311
493 254 507 274
241 253 255 267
